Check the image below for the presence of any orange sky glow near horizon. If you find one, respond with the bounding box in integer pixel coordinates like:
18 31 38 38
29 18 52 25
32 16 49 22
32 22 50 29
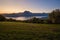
0 7 52 14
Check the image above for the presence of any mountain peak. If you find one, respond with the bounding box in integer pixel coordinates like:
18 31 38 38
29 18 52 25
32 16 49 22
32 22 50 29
23 11 32 14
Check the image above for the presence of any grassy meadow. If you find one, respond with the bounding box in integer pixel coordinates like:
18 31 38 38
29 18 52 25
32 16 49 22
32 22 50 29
0 22 60 40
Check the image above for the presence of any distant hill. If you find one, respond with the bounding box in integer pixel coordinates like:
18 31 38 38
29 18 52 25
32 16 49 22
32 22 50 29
2 11 49 17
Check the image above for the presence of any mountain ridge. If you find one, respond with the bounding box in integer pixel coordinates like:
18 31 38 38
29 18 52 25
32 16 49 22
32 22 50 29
2 11 49 17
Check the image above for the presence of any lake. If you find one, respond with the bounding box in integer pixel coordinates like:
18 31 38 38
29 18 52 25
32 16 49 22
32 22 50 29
6 16 48 20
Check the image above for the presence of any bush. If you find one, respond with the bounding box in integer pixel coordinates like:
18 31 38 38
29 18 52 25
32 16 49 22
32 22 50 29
0 15 6 21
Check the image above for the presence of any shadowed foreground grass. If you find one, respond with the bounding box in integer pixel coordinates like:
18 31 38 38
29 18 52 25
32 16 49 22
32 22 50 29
0 22 60 40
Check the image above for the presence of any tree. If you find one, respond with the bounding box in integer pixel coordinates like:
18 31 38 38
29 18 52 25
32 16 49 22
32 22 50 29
7 18 16 22
49 9 60 23
0 15 6 21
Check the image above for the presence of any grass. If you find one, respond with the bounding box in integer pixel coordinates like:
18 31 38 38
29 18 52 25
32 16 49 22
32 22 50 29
0 22 60 40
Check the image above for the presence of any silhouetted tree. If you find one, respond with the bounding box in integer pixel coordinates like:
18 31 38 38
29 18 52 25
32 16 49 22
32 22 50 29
30 17 41 23
49 9 60 23
7 18 16 22
0 15 6 21
25 17 42 23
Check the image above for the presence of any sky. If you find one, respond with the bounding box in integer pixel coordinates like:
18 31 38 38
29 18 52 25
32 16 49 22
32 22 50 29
0 0 60 14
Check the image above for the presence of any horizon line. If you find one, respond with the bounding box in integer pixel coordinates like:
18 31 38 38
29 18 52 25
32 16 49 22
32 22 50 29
0 10 51 14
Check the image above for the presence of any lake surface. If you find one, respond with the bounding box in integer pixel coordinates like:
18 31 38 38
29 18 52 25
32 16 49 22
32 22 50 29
6 16 48 20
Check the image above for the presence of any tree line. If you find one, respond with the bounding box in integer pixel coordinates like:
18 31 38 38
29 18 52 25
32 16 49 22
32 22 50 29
0 9 60 24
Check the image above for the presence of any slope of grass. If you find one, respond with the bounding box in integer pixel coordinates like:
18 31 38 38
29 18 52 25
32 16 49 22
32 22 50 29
0 22 60 40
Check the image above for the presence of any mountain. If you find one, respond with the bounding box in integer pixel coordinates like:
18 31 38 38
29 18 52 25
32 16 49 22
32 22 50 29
2 11 49 20
2 11 49 17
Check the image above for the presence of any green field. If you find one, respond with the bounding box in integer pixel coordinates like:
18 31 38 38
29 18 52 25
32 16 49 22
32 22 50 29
0 22 60 40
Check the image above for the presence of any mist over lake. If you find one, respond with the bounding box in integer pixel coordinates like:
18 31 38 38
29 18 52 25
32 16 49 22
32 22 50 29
6 16 48 20
3 11 49 20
